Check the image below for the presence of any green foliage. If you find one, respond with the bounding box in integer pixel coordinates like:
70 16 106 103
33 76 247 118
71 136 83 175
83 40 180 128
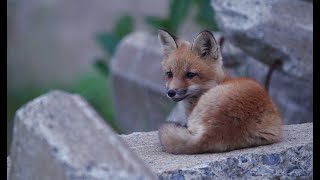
68 70 120 132
145 0 219 34
93 57 110 76
7 70 120 135
7 86 47 124
113 15 134 38
192 0 219 31
95 15 134 57
88 15 135 131
94 15 134 77
145 0 191 34
145 16 170 33
95 32 120 56
169 0 191 33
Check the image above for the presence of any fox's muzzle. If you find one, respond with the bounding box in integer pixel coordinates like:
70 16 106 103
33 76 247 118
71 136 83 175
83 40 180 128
167 89 187 101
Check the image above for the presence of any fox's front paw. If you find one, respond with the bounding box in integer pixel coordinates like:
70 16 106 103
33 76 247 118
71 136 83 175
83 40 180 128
158 122 196 154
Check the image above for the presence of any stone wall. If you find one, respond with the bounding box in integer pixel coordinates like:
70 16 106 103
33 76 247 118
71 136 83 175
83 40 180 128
122 124 313 179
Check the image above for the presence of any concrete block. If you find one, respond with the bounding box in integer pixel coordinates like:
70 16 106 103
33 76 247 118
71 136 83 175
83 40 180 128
121 123 313 179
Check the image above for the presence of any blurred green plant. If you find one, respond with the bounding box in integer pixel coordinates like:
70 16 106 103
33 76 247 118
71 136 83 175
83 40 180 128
96 15 134 56
145 0 191 34
88 14 135 132
193 0 219 31
94 15 134 77
7 86 47 124
144 0 219 34
7 69 119 131
68 70 120 132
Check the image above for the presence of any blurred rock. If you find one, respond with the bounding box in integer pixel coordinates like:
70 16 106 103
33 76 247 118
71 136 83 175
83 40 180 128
211 0 313 82
9 90 156 180
110 32 174 134
225 46 313 125
7 156 11 180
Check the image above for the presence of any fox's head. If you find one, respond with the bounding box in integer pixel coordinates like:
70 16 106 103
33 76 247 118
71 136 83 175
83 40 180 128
158 29 225 102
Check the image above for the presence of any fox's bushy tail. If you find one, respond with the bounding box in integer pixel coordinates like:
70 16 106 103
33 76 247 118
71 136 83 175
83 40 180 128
158 122 201 154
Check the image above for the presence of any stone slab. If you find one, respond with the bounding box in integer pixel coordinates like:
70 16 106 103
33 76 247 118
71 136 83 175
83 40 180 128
121 123 313 179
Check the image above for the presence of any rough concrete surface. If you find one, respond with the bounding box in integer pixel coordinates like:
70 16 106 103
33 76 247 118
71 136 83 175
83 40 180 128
121 123 313 179
9 90 156 180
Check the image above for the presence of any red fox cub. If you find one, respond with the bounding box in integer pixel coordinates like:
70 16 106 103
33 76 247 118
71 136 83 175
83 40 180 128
158 29 282 154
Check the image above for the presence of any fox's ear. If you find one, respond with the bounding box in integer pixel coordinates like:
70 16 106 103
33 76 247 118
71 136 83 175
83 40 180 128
192 30 220 60
158 29 178 58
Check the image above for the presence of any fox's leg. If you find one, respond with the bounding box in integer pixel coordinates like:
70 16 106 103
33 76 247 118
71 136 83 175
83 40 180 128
158 119 207 154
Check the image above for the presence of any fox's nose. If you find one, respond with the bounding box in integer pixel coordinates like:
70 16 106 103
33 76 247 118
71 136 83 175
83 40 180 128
167 89 176 97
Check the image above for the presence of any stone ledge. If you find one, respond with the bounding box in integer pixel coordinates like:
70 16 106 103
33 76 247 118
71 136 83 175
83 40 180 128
8 90 312 179
121 123 313 179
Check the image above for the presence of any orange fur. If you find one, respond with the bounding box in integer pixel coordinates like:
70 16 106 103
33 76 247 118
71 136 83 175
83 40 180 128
158 30 283 154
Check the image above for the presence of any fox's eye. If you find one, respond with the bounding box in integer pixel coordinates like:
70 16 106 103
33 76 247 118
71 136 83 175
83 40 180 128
166 71 173 78
185 72 197 79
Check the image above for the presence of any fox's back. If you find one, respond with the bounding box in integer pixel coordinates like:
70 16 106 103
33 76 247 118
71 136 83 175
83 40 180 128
188 77 282 152
196 77 278 118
